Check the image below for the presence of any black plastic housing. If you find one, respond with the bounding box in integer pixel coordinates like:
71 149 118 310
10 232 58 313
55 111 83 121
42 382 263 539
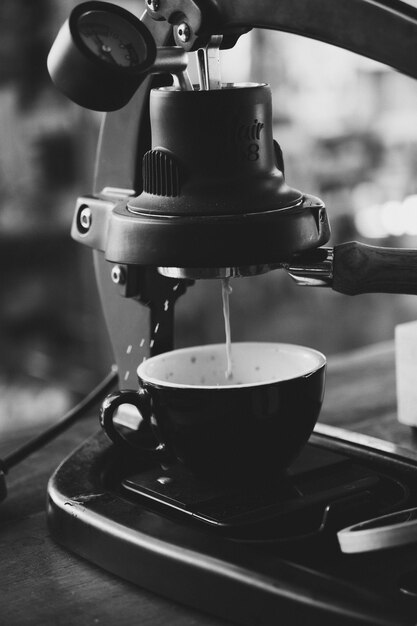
96 83 329 267
129 83 302 216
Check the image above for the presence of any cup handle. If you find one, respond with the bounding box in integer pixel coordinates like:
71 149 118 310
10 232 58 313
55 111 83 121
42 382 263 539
100 389 166 457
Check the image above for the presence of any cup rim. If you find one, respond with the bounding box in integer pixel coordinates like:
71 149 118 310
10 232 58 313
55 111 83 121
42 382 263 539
137 342 326 390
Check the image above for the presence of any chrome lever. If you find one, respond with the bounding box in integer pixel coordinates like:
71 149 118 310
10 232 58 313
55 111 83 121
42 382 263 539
196 35 223 90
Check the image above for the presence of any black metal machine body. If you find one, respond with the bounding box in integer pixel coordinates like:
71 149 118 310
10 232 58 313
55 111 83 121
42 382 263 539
46 2 417 624
48 0 417 381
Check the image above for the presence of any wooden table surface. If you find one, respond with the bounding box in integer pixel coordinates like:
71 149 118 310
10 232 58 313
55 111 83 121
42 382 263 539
1 341 416 625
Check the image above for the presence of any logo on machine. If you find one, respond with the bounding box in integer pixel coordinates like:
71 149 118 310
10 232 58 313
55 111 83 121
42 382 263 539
232 118 264 162
236 119 264 141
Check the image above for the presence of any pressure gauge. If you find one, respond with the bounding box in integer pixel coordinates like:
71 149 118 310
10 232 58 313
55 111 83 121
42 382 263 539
76 6 151 69
48 1 157 111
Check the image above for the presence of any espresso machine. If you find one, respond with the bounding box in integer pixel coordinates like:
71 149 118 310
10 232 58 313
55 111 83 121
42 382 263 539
46 1 417 624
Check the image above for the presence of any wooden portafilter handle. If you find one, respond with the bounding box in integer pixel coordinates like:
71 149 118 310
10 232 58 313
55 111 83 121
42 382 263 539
333 242 417 295
285 242 417 295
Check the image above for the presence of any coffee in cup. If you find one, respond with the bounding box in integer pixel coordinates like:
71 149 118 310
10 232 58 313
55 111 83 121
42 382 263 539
100 342 326 479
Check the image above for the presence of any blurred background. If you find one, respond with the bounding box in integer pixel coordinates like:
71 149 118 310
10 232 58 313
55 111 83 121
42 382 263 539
1 0 417 436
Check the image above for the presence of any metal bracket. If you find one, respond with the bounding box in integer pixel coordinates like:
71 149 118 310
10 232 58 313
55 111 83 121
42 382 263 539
283 248 334 287
145 0 249 51
152 46 193 90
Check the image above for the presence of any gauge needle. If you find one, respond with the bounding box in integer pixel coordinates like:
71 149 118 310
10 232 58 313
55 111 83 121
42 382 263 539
92 31 117 65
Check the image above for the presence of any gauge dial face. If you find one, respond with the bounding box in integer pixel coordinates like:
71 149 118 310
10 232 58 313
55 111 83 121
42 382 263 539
77 10 148 69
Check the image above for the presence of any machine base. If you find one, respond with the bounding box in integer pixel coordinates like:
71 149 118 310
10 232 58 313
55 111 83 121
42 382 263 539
48 425 417 625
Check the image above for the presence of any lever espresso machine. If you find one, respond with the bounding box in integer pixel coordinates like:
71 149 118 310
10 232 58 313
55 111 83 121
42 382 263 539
45 2 417 625
48 0 417 382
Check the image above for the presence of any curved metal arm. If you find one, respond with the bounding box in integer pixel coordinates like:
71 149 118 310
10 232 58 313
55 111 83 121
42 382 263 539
207 0 417 80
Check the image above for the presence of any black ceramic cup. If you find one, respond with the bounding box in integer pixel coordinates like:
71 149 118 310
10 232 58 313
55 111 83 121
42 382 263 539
100 342 326 479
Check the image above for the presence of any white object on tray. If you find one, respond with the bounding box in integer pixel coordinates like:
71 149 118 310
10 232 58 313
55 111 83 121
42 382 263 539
396 320 417 427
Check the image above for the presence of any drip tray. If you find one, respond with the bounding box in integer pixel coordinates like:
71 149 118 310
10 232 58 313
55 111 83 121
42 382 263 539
122 445 387 540
47 427 417 626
